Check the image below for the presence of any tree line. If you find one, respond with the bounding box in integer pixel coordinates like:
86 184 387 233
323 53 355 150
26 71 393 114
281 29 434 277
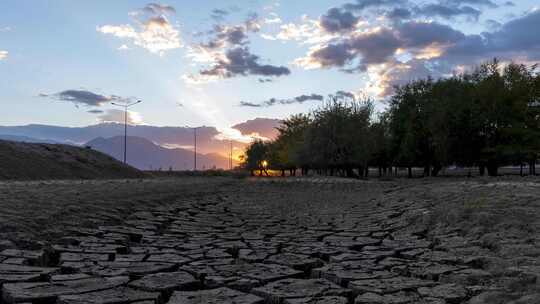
242 59 540 177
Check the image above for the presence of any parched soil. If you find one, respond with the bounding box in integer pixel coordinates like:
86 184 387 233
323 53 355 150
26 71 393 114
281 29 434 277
0 177 539 303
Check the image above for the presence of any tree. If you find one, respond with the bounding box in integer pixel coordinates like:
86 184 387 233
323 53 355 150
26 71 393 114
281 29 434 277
242 58 540 178
275 114 312 175
244 140 269 176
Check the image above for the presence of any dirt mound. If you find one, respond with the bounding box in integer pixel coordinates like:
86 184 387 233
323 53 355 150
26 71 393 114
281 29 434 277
0 140 145 180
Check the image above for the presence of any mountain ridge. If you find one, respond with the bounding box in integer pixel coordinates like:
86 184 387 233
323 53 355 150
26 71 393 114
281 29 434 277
86 136 236 171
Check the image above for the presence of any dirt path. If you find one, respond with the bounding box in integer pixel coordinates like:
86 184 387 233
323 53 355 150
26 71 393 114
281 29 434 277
0 177 539 303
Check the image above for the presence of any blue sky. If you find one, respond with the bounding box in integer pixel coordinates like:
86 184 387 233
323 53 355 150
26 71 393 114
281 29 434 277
1 0 539 131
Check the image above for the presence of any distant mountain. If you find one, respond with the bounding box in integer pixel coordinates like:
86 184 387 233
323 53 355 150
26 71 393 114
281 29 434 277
0 119 278 156
0 123 223 153
232 118 282 139
86 136 236 171
0 134 60 144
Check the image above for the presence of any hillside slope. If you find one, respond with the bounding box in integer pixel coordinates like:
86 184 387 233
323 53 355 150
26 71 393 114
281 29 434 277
0 140 144 180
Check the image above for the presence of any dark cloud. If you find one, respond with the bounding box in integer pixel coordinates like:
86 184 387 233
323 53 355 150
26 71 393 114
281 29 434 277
200 47 290 78
343 0 408 11
258 78 273 83
294 0 539 97
335 90 356 100
200 13 262 50
384 11 540 94
441 10 540 62
39 90 135 107
442 0 498 8
40 90 132 107
239 101 259 107
347 28 402 66
295 94 324 102
397 21 465 48
211 9 229 21
487 10 540 55
485 19 502 30
308 43 356 68
416 4 481 21
341 0 494 21
87 109 104 114
240 94 323 107
320 8 361 33
187 12 285 82
304 28 401 70
386 8 412 20
217 25 249 46
142 3 176 15
300 12 537 73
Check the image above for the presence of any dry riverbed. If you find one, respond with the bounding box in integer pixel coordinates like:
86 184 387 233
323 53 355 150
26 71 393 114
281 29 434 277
0 176 539 303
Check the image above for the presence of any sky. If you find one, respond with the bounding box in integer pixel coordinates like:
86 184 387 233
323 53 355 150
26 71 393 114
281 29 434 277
1 0 539 132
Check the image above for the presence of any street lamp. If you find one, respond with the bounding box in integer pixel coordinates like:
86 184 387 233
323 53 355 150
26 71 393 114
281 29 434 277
111 100 142 164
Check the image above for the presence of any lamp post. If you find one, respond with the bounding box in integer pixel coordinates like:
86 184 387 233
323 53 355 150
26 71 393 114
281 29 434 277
111 100 142 164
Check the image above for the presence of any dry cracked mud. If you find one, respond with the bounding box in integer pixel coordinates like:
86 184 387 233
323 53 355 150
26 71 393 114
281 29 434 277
0 176 539 303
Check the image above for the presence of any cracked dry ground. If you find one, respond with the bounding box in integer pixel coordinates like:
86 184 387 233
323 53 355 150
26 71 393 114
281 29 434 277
0 177 539 303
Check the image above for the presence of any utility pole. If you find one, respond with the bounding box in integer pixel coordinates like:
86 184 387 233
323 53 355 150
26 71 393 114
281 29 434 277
111 100 142 164
194 127 197 171
229 140 233 170
184 125 199 171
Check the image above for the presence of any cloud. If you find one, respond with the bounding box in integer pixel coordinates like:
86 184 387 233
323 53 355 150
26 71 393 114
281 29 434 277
386 8 412 20
185 13 290 83
211 9 229 21
117 44 130 51
340 0 494 22
0 50 7 60
239 93 323 107
485 9 540 57
273 20 326 43
39 90 133 107
199 47 290 78
335 90 357 100
396 21 465 48
374 59 444 96
416 4 481 21
265 13 282 24
97 3 181 55
295 28 401 70
214 127 270 143
343 0 408 11
142 3 176 15
97 109 143 125
87 109 104 114
319 8 361 33
443 0 498 8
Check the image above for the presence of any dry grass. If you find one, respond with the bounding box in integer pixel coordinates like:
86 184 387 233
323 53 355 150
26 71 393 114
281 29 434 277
0 140 144 180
